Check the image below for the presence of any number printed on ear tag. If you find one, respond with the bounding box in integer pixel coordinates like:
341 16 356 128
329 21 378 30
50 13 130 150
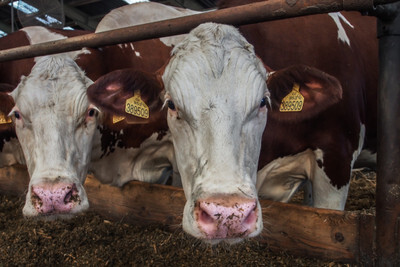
279 83 304 112
125 90 149 119
0 112 12 124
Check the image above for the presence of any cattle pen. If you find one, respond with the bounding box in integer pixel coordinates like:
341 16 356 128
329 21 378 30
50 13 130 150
0 0 398 265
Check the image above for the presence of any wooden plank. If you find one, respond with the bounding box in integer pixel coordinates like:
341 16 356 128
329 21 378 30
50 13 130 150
0 165 374 262
0 164 29 196
85 175 185 227
258 201 369 262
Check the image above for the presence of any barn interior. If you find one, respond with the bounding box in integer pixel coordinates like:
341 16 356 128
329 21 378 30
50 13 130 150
0 0 217 36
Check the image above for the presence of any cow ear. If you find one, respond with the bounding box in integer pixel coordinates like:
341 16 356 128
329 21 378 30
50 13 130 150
0 83 15 115
87 69 164 126
267 65 343 122
0 85 16 137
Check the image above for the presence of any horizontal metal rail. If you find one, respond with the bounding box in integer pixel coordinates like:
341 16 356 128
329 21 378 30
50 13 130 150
0 0 397 62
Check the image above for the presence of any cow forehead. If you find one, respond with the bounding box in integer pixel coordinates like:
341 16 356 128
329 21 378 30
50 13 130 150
163 23 267 113
12 56 90 116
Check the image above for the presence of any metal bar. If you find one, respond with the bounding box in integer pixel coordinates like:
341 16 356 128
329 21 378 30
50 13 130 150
376 2 400 265
0 0 397 62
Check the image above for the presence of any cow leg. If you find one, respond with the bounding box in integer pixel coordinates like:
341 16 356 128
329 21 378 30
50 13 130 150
301 179 313 206
311 166 350 210
257 149 316 203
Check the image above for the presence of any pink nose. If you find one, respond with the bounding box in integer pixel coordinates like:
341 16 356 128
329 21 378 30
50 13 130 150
194 197 258 239
31 183 79 214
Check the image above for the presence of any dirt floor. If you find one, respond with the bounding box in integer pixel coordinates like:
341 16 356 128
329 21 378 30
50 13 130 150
0 169 375 266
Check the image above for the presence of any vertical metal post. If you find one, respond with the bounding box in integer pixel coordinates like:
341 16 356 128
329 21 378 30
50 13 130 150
10 0 14 32
376 2 400 265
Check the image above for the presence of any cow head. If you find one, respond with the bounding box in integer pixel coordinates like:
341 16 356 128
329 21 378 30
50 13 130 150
88 23 269 243
8 55 99 218
162 23 269 243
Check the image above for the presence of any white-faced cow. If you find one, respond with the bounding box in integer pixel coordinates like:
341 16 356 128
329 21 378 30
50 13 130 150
88 22 341 243
0 25 178 218
7 55 99 218
0 27 109 218
88 12 376 243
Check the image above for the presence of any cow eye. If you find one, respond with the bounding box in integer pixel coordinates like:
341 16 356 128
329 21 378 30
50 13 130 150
87 108 97 117
13 111 21 120
167 100 176 111
260 96 268 108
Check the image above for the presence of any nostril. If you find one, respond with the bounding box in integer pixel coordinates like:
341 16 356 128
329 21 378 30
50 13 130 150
199 210 214 224
243 209 257 225
63 184 78 204
64 189 72 204
31 190 43 207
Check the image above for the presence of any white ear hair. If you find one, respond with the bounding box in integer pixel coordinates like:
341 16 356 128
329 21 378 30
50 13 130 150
8 74 27 99
85 77 93 87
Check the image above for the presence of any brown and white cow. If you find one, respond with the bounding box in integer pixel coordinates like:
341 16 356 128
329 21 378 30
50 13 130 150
0 24 178 218
88 22 344 243
86 2 377 242
0 26 107 218
87 1 201 187
95 2 201 73
218 0 378 209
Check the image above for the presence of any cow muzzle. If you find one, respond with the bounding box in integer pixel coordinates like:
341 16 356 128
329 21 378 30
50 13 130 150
194 196 259 240
29 182 83 215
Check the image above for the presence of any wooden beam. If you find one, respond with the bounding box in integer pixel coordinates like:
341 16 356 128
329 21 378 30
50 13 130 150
376 1 400 265
63 4 99 31
67 0 102 7
0 0 395 62
0 165 374 263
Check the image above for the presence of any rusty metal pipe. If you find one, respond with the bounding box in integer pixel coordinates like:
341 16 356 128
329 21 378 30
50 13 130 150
0 0 396 62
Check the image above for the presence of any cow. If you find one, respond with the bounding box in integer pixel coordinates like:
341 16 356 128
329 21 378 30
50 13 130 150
87 22 344 243
0 24 178 218
0 26 109 218
218 0 378 210
95 2 201 73
87 1 202 187
93 2 377 211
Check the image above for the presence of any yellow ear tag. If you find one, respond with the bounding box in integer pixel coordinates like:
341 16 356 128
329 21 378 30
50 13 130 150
125 90 149 119
279 83 304 112
112 115 125 124
0 111 12 124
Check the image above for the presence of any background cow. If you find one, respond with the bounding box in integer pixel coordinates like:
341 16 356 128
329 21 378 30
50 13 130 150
91 1 377 210
87 1 202 187
218 0 378 210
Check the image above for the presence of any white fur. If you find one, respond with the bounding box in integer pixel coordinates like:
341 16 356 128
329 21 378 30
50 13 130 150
257 149 318 203
328 12 354 46
89 131 177 186
95 2 201 47
0 138 25 167
258 141 362 210
162 23 268 242
21 26 90 61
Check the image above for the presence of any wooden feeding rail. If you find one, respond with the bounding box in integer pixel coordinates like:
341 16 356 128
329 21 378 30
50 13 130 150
0 0 398 265
0 165 375 263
